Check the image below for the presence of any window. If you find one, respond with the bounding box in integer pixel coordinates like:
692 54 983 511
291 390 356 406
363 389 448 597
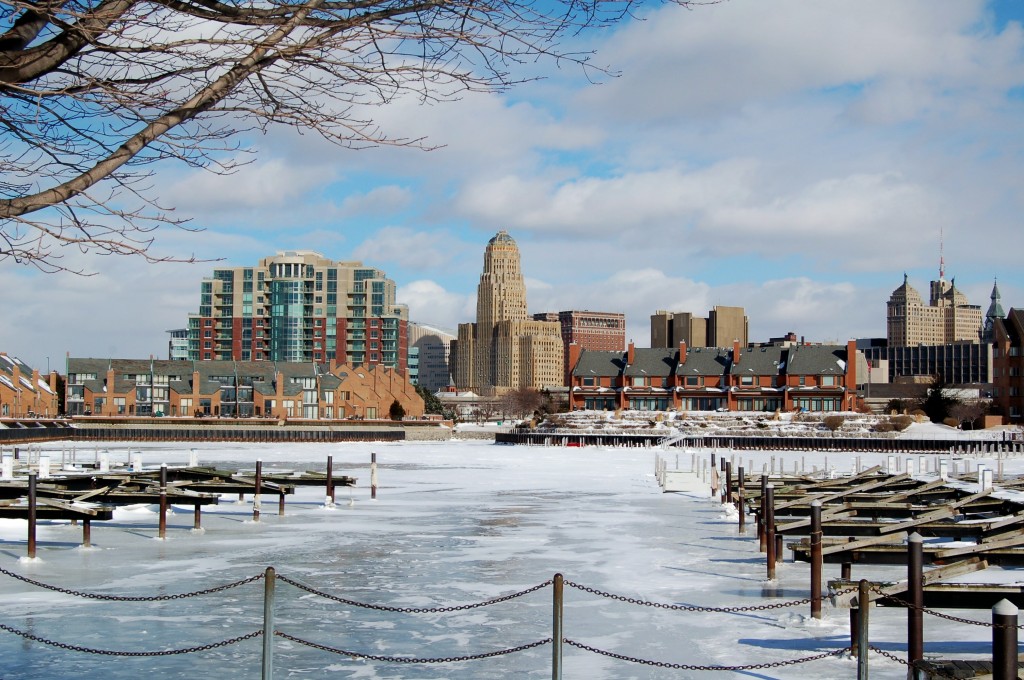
740 376 754 386
821 376 836 386
582 377 595 386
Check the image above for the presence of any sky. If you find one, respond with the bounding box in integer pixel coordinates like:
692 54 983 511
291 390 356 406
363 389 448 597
3 0 1024 371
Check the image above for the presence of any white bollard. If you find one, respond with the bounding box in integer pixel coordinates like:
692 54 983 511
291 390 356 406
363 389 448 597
978 465 989 493
940 460 949 481
982 468 994 492
98 452 109 473
906 458 915 476
887 455 897 475
188 448 199 468
1 454 12 480
132 453 143 472
38 455 51 479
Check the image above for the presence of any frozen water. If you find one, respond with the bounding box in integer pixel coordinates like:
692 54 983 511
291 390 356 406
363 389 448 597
0 439 1019 678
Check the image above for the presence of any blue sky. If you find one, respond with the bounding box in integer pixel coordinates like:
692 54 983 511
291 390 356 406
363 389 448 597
3 0 1024 369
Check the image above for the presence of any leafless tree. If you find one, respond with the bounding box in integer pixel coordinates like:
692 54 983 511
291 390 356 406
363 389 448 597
500 386 544 419
0 0 704 272
949 400 985 430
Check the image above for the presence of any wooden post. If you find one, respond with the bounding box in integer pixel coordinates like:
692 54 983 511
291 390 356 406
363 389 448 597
857 579 870 679
737 484 746 534
766 484 776 580
27 471 37 559
842 562 852 581
775 532 784 564
326 455 335 504
724 461 732 505
159 463 167 540
810 500 822 619
194 505 202 531
278 491 285 516
253 459 262 522
908 532 924 669
370 452 378 500
83 518 91 548
262 566 275 680
992 599 1018 680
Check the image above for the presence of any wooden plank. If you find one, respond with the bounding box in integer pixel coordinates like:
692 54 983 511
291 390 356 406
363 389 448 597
820 531 908 556
71 486 111 502
935 533 1024 559
773 473 910 512
775 508 855 532
879 506 956 535
885 478 949 503
831 558 988 607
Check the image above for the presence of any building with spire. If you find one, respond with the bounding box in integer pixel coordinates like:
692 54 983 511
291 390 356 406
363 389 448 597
886 272 983 347
452 231 563 394
985 279 1005 341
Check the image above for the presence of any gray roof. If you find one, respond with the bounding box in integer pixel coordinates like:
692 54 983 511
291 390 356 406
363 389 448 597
572 350 627 378
675 347 730 377
785 345 848 376
729 346 786 376
623 348 677 378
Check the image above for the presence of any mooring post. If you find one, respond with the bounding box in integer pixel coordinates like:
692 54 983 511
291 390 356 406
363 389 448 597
809 500 823 619
27 471 37 559
842 562 852 581
737 484 746 534
775 532 784 564
992 599 1018 680
370 452 378 500
159 463 168 540
908 532 924 670
278 491 285 516
194 505 202 531
253 459 262 522
326 455 335 504
857 579 870 679
724 461 732 505
765 484 776 580
83 518 91 548
262 566 275 680
736 466 745 509
759 475 768 552
552 572 563 680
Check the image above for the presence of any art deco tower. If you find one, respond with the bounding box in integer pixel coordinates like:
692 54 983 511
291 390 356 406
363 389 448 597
454 231 563 394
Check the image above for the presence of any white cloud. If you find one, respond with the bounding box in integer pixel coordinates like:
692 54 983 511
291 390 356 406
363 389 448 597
354 227 464 271
399 280 473 330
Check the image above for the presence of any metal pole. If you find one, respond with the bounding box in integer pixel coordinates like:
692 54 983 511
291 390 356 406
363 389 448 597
737 484 746 534
724 461 732 506
253 459 262 522
765 484 776 580
27 471 37 559
857 579 870 680
908 532 924 669
262 566 275 680
759 475 768 552
552 573 563 680
194 505 202 531
159 463 167 539
993 599 1018 680
83 518 91 548
810 500 822 619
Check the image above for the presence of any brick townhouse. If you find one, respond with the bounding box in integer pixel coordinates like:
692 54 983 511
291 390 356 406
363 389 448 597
568 339 859 413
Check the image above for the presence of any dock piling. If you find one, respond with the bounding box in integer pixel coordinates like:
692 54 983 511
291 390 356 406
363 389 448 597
552 572 563 680
810 500 822 619
992 599 1018 680
27 471 37 559
370 452 378 500
908 532 924 668
159 463 167 540
765 484 776 580
253 459 262 522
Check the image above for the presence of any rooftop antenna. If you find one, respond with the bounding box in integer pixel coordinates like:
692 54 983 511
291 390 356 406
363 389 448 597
939 226 945 281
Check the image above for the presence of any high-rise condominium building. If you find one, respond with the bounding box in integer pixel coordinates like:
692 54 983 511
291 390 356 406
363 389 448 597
453 231 563 394
408 323 456 392
534 310 626 384
187 251 408 369
886 272 982 347
651 306 748 348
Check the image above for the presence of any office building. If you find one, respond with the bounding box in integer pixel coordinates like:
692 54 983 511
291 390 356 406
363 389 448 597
992 308 1024 424
651 306 747 348
886 272 983 347
408 323 456 393
186 251 408 369
452 231 563 394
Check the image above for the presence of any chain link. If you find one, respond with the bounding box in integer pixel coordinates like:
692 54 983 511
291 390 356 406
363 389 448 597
276 573 552 613
564 580 813 612
275 630 551 663
869 584 1024 629
867 646 978 680
564 638 849 670
0 621 262 656
0 565 264 601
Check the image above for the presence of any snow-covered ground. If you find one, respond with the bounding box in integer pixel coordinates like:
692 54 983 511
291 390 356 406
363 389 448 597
1 438 1022 679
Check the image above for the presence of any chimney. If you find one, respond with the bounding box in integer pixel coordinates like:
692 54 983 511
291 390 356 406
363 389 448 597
732 340 741 365
627 341 635 365
846 339 858 391
568 342 582 375
678 340 687 365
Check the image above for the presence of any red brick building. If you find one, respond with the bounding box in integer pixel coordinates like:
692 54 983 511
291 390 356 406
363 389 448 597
992 308 1024 424
568 339 859 413
533 310 626 385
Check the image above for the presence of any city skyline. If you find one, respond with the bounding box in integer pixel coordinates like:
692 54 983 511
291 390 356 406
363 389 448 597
1 1 1023 369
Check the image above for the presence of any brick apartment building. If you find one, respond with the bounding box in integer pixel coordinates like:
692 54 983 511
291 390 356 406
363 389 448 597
0 354 59 417
66 358 422 420
569 340 858 413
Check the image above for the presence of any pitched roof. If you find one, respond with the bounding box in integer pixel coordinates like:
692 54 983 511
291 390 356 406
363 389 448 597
729 346 785 376
675 347 731 376
785 344 848 376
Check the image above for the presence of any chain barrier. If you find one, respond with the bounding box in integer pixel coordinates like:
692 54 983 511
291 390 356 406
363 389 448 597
869 584 1024 629
0 621 261 656
276 573 552 613
867 646 974 680
275 630 551 663
0 564 264 601
564 638 850 670
564 579 813 612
